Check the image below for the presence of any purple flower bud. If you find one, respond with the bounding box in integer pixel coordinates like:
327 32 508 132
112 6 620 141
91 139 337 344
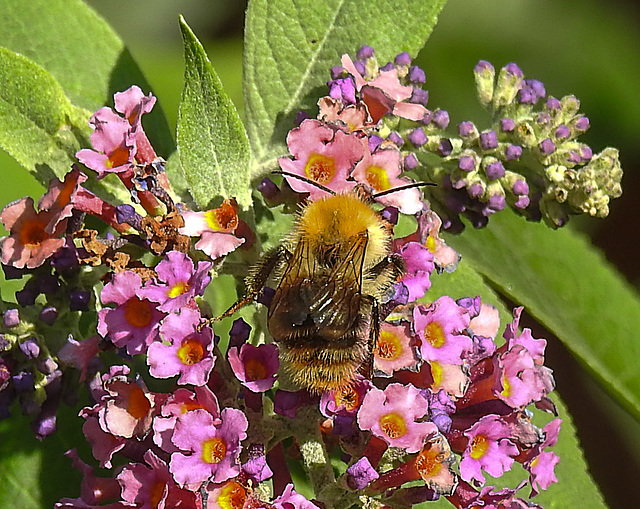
346 457 379 490
37 274 61 296
19 337 40 359
356 45 375 60
567 151 581 164
545 97 562 110
408 65 426 84
333 415 356 436
3 309 20 328
39 306 58 326
354 60 366 75
555 124 570 140
37 357 58 375
539 138 556 155
485 161 505 180
257 286 275 308
500 118 515 132
258 177 280 202
474 60 495 74
536 112 551 127
330 65 344 79
394 51 412 66
328 77 357 104
51 241 80 277
13 371 35 393
410 88 429 106
488 194 506 211
504 62 523 78
580 146 593 161
514 195 531 209
387 131 404 147
505 144 522 161
512 179 529 195
380 62 394 72
457 296 482 317
479 130 499 150
432 109 450 129
16 285 38 307
468 183 484 198
404 153 419 170
70 288 91 311
2 263 26 280
381 207 399 225
368 135 384 152
458 121 477 138
458 155 476 172
115 204 142 230
408 128 427 147
529 79 546 98
439 139 453 156
293 110 310 126
574 116 590 131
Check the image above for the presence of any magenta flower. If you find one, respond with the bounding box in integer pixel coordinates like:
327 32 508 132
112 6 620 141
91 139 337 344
148 308 215 386
395 241 435 302
97 270 165 355
169 408 248 486
278 119 367 199
114 85 156 125
138 250 212 313
227 343 279 392
357 383 437 453
504 307 547 363
412 296 472 365
459 414 519 485
319 376 372 417
273 483 321 509
525 418 561 496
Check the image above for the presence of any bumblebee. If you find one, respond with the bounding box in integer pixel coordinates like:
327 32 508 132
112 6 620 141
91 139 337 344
228 185 407 393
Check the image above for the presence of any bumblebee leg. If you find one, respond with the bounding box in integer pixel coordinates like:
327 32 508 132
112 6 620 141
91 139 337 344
369 252 406 280
359 295 379 380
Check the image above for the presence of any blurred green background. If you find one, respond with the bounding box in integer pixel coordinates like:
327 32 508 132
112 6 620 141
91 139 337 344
1 0 639 506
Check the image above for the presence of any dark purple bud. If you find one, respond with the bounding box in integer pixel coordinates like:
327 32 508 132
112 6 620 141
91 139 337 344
485 161 505 180
439 139 453 156
69 288 91 311
13 371 35 393
258 286 275 308
33 413 57 440
39 306 58 326
479 130 498 150
432 110 450 129
505 144 522 161
529 79 546 98
333 415 357 436
404 153 419 170
381 207 399 225
474 60 495 74
512 179 529 195
37 357 58 375
410 88 429 106
545 97 562 110
16 284 38 307
555 125 570 140
580 146 593 161
330 65 344 79
387 131 404 147
368 135 383 152
380 62 394 72
408 128 427 147
229 317 251 349
354 60 366 75
567 152 581 164
468 183 484 198
458 121 477 138
503 62 523 78
3 309 19 328
514 195 530 209
19 337 40 359
258 177 281 203
539 138 556 155
500 118 515 132
457 296 482 317
574 116 590 131
37 274 61 296
293 110 310 126
2 263 27 280
408 65 426 84
458 156 476 172
115 204 142 230
421 110 433 125
394 51 412 66
518 87 537 105
50 240 79 277
356 45 375 60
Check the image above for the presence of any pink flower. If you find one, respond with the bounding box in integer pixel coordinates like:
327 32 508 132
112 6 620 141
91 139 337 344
525 418 561 496
373 321 420 376
319 376 372 418
396 242 435 302
357 383 437 452
228 343 279 392
148 308 215 386
504 307 547 363
97 271 165 355
57 335 101 382
37 166 88 233
412 297 472 365
459 414 519 485
169 408 248 486
278 119 367 199
138 250 212 313
273 483 321 509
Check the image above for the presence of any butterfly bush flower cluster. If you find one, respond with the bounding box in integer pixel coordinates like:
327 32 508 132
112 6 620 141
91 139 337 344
0 46 620 509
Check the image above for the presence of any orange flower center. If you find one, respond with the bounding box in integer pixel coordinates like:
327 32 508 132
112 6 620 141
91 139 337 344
124 297 154 328
206 201 239 231
415 446 443 479
127 385 151 419
149 480 166 508
305 153 336 183
244 357 267 381
364 165 391 192
218 481 247 509
470 434 490 459
107 145 131 168
379 412 407 439
19 217 48 247
424 321 446 348
177 338 205 365
334 385 360 411
376 330 402 360
202 436 227 464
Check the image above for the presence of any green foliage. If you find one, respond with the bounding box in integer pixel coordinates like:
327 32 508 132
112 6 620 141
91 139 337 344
177 17 252 210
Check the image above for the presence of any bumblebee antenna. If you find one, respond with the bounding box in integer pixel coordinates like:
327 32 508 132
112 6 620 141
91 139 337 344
372 181 436 199
273 170 336 196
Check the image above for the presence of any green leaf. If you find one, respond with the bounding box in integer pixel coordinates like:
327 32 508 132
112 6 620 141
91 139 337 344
444 212 640 423
177 17 252 210
0 0 174 157
0 48 92 184
243 0 449 170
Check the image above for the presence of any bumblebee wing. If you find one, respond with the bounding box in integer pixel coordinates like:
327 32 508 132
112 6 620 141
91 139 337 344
308 233 368 333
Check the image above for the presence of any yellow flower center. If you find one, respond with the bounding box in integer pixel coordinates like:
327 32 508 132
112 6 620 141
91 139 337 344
202 436 227 464
470 434 489 460
379 412 407 439
305 153 336 183
424 321 446 348
364 165 391 192
205 201 239 231
334 385 360 411
217 481 247 509
376 329 402 360
168 280 189 298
